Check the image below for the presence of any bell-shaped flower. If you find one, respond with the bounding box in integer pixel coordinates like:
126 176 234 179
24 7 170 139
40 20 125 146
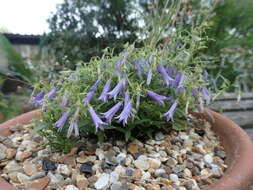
176 85 184 94
108 77 126 101
116 101 133 126
67 119 79 138
164 101 178 122
83 79 100 104
124 92 130 107
147 90 168 105
176 40 181 49
172 73 184 88
157 64 174 86
88 106 107 131
60 94 68 107
102 102 122 124
202 87 211 104
46 88 56 99
167 66 176 77
98 81 111 102
33 91 44 106
55 111 70 132
146 69 153 85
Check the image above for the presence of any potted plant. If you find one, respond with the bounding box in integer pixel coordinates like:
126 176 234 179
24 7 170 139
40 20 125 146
1 1 253 190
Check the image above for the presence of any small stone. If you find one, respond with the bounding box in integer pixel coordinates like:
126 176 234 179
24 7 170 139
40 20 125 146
183 168 192 178
114 165 126 176
155 132 165 141
76 157 87 163
133 186 145 190
111 182 122 190
149 159 161 169
64 156 76 168
3 160 22 173
65 185 79 190
47 171 63 186
57 164 71 176
0 144 7 160
195 129 205 136
141 172 151 181
19 151 32 161
116 153 126 164
128 144 139 154
155 169 166 177
110 171 119 184
76 176 89 190
215 150 226 159
94 173 110 189
160 178 172 185
211 165 222 177
166 157 178 166
146 184 161 190
132 169 142 179
23 163 38 176
5 148 16 159
17 172 30 184
30 172 46 180
133 158 150 171
200 168 211 179
9 172 19 183
126 168 134 176
172 167 183 174
27 176 50 190
42 157 56 171
204 154 213 164
80 162 93 174
169 174 179 183
185 179 200 190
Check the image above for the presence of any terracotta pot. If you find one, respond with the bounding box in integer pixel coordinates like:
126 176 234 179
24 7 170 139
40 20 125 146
0 109 253 190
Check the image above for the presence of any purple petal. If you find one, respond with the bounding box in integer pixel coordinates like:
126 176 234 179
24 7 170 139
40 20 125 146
176 40 181 49
146 69 153 85
164 101 178 122
157 64 174 86
116 101 133 126
33 91 44 106
102 102 122 124
108 78 125 101
47 88 56 99
88 106 107 131
167 66 176 77
83 79 100 104
172 73 184 88
202 87 211 104
55 111 70 131
98 81 111 102
67 120 79 138
147 90 168 105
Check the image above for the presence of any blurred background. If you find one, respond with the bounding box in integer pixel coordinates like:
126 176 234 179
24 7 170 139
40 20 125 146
0 0 253 126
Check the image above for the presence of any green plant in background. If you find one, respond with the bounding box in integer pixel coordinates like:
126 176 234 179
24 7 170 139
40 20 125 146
206 0 253 92
0 34 34 82
32 1 215 153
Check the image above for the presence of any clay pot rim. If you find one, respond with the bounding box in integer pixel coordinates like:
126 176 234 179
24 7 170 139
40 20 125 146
0 109 253 190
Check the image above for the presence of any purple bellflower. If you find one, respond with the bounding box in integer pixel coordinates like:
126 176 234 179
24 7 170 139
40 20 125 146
116 101 133 126
98 81 111 102
172 73 184 88
83 79 100 104
146 69 153 85
60 95 68 107
47 88 56 99
202 87 211 104
33 91 44 106
192 88 201 103
164 101 178 122
176 40 181 49
102 102 122 124
67 119 79 138
147 90 168 105
176 85 185 94
88 106 107 131
124 92 130 107
157 64 174 86
108 77 126 101
167 66 176 77
55 111 70 132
